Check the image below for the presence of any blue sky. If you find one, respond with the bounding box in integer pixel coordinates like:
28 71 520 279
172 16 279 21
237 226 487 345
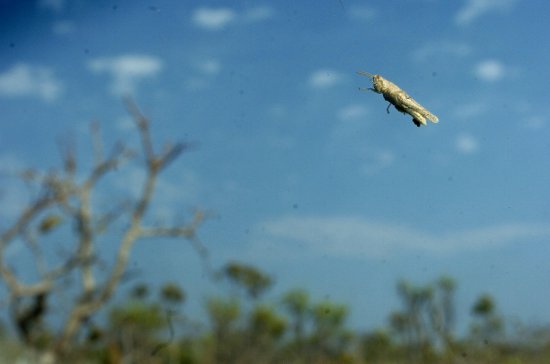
1 0 550 332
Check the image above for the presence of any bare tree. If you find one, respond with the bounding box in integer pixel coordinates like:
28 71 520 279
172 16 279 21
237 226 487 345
0 99 205 360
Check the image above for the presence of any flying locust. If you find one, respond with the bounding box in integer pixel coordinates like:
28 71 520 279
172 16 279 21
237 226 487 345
358 71 439 127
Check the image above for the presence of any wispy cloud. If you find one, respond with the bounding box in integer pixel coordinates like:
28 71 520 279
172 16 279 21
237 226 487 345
0 63 63 101
474 59 505 82
254 215 550 258
39 0 65 12
88 55 163 95
361 150 395 176
523 116 547 130
267 104 287 119
337 104 369 122
451 102 486 120
114 115 135 131
192 7 236 31
192 6 274 31
183 58 223 91
243 6 275 23
309 69 345 89
455 0 519 26
196 58 222 76
330 105 370 148
348 5 376 21
330 105 395 176
52 20 75 35
412 41 472 62
455 133 479 154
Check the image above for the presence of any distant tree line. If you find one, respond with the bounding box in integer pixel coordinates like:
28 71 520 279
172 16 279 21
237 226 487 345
2 260 550 363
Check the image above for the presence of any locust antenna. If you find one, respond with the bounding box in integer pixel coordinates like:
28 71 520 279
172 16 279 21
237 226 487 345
357 71 375 79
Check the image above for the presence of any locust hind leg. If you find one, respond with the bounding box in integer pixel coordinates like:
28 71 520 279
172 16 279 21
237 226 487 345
409 110 427 127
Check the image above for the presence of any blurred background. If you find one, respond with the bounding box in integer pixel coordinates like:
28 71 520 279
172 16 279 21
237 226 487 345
1 0 549 362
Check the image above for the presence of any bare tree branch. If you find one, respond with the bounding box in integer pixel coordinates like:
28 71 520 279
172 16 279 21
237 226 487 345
0 99 204 359
57 134 77 177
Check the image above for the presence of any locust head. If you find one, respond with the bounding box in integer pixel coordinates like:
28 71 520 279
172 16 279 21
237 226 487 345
357 71 385 94
371 74 388 93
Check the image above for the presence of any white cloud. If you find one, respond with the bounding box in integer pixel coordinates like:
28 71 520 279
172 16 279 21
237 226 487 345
348 5 376 21
192 7 236 31
88 55 163 95
244 6 275 22
474 59 505 82
115 115 135 131
412 41 472 62
52 20 75 35
337 104 369 121
184 78 210 91
329 109 395 176
191 6 274 31
255 215 550 258
267 104 287 119
39 0 65 12
330 105 369 149
185 58 222 91
0 63 63 101
523 116 546 130
330 107 393 175
196 58 221 75
361 150 395 176
455 0 519 26
451 102 486 120
309 69 344 89
455 133 479 154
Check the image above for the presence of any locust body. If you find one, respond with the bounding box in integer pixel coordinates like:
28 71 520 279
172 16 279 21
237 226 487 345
358 71 438 127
